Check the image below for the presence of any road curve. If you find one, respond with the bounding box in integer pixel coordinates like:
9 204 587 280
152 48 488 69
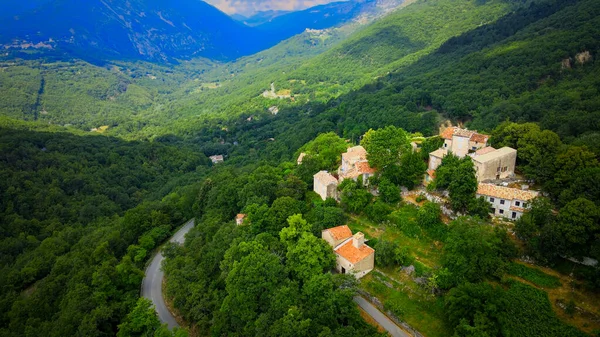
354 296 411 337
142 219 195 329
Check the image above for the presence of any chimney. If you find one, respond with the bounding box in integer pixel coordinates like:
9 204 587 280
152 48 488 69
353 232 365 248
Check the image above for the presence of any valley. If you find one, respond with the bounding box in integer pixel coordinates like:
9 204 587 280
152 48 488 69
0 0 599 336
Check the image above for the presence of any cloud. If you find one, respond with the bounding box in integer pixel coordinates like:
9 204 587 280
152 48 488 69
205 0 344 16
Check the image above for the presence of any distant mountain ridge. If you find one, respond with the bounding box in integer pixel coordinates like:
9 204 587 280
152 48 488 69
0 0 263 62
0 0 406 63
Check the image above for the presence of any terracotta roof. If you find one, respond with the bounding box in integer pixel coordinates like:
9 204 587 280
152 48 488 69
356 160 376 174
453 128 475 138
477 184 539 201
475 146 497 156
470 133 489 143
314 171 338 186
335 238 375 264
471 147 516 163
427 169 436 178
441 127 456 140
324 225 353 241
236 214 246 219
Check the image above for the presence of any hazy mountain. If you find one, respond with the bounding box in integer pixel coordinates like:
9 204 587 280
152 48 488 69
256 0 405 40
233 10 292 27
0 0 265 62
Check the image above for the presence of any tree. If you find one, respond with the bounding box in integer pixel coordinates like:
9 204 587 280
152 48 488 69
360 126 410 170
375 239 413 267
378 177 401 204
397 150 427 190
297 132 349 171
285 233 336 282
517 129 562 184
441 217 516 287
219 241 285 335
420 136 444 161
339 179 373 214
444 282 505 337
431 153 461 190
280 214 312 247
491 122 540 149
117 298 186 337
468 197 491 220
555 198 600 259
448 159 478 213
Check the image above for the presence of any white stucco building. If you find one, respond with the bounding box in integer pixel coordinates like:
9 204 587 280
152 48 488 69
476 184 539 220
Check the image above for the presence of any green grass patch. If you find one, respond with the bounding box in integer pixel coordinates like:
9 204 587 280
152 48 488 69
362 272 448 337
508 262 562 288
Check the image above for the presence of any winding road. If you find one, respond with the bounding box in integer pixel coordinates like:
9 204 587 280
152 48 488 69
143 219 410 336
354 296 411 337
142 219 195 329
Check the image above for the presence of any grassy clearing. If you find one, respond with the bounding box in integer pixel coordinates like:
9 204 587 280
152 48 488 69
361 270 448 337
508 262 562 288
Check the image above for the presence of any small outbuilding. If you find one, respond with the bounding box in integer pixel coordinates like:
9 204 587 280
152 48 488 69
322 226 375 279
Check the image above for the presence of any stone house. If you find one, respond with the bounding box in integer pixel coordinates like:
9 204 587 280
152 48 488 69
338 146 376 184
440 127 489 158
209 155 224 164
322 226 375 279
476 183 539 220
313 171 338 201
470 147 517 182
235 213 247 225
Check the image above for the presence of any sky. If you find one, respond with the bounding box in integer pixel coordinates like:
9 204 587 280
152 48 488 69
204 0 345 16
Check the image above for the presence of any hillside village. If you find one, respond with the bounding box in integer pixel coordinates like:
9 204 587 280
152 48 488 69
303 126 543 280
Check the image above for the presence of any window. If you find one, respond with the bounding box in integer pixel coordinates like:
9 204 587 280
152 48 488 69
515 201 521 206
499 209 504 214
497 167 501 172
500 199 505 205
489 197 495 202
444 143 448 148
512 212 517 219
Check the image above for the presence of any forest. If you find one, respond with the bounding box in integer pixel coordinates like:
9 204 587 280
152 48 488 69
0 0 599 336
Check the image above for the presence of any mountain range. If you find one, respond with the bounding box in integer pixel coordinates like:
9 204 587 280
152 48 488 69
0 0 405 62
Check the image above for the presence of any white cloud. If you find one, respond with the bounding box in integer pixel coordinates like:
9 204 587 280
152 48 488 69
205 0 344 16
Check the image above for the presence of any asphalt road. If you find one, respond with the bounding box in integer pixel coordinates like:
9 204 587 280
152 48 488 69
354 296 411 337
142 219 195 329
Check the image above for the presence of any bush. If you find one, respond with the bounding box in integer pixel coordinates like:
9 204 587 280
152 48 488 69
507 262 561 288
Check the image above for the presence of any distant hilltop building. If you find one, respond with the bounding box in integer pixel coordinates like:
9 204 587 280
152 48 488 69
209 155 224 164
322 225 375 279
477 184 539 220
425 127 516 183
338 146 376 184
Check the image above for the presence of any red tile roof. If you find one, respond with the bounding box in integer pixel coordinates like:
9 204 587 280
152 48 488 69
470 133 489 143
335 239 375 264
325 225 353 241
356 161 376 174
427 169 436 178
440 127 456 140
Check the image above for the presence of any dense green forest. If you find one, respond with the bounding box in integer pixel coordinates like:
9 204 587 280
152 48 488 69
1 0 599 335
0 128 209 336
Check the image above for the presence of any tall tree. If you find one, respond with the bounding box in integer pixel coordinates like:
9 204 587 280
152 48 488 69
360 126 410 170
